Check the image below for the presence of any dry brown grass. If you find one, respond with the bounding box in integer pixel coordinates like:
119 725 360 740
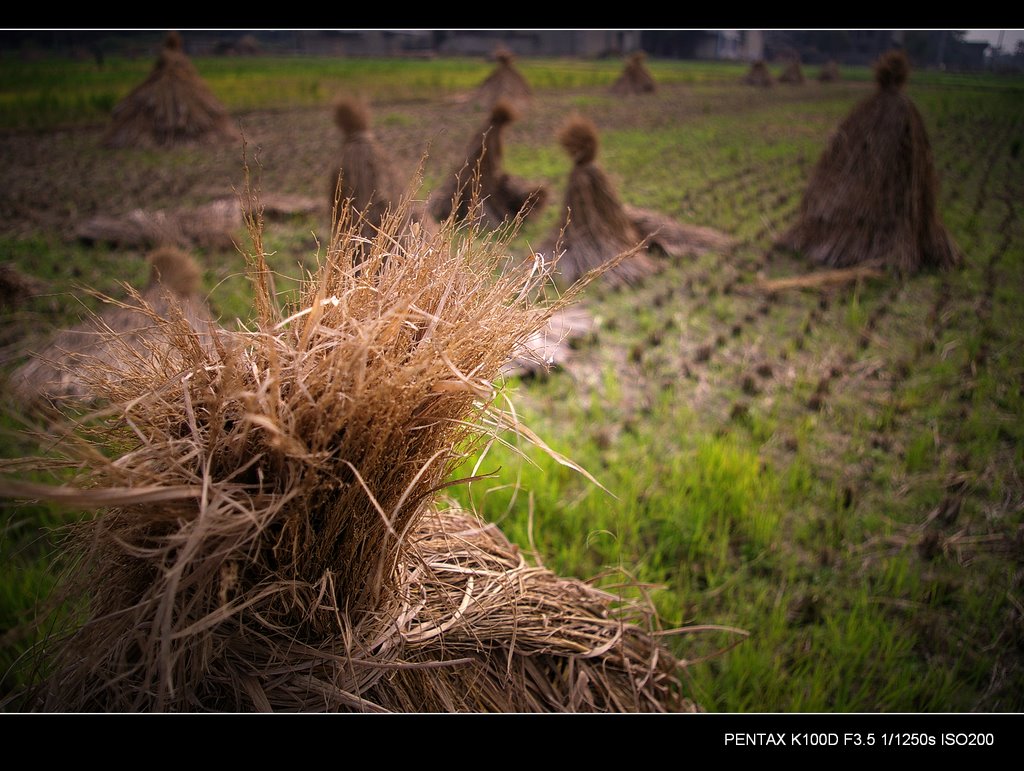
779 50 963 274
102 32 240 149
0 190 694 712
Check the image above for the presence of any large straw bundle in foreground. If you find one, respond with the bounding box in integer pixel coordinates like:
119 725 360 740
6 247 216 406
609 51 657 95
429 102 547 229
743 60 774 88
779 51 963 273
778 58 805 85
475 48 532 110
102 32 240 149
0 197 696 712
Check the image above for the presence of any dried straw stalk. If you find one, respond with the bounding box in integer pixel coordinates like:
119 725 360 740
0 192 696 712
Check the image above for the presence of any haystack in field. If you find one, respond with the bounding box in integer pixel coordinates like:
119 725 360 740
429 101 547 229
543 116 732 288
328 99 405 244
778 58 805 85
609 51 657 95
0 195 697 713
327 99 433 252
475 48 532 110
102 31 239 149
76 199 243 250
819 60 841 83
779 51 963 274
743 60 774 87
6 247 215 405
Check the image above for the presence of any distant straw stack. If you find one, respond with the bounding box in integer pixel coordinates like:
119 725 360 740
543 116 734 288
6 247 216 406
818 60 841 83
778 58 805 85
328 98 412 252
429 101 547 229
609 51 657 95
743 60 774 88
475 47 532 110
102 31 240 149
779 50 963 273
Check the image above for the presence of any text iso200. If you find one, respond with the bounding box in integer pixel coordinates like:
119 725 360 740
942 734 994 746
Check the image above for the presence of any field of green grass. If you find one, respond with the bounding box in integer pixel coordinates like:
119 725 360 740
1 51 1022 712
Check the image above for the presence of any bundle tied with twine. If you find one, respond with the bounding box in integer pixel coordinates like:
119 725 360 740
609 51 657 95
102 31 240 149
778 50 963 274
429 101 548 230
475 48 532 110
6 246 216 407
0 191 697 712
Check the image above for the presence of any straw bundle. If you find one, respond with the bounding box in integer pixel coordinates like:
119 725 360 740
328 99 407 248
743 60 774 88
102 31 240 149
779 51 963 274
609 51 657 95
475 48 532 110
429 102 547 229
0 196 695 712
778 59 805 85
818 60 841 83
6 247 216 406
544 115 733 288
541 115 657 288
